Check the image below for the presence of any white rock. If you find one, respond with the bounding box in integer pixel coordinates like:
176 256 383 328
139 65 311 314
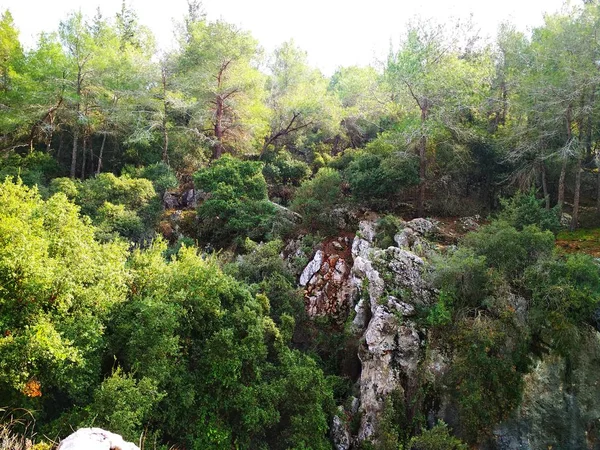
58 428 139 450
299 250 324 286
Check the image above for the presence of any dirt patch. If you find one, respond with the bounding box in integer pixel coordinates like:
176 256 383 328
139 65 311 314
556 228 600 257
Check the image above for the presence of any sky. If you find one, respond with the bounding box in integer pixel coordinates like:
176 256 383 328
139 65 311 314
3 0 569 74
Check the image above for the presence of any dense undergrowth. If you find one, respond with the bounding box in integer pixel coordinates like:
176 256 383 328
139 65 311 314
2 1 600 449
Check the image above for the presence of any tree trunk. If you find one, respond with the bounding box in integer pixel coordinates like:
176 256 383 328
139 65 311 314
57 132 63 160
541 162 550 210
558 107 572 212
70 126 79 179
571 158 582 231
162 67 170 165
557 157 567 212
80 131 87 180
416 106 428 217
97 132 107 175
596 169 600 215
212 94 224 160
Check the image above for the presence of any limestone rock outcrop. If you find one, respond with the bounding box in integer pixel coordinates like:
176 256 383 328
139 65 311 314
57 428 139 450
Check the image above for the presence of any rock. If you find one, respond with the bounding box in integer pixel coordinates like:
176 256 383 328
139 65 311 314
180 188 196 208
357 220 377 243
457 215 481 232
405 218 437 236
299 250 324 286
358 306 421 442
163 191 179 209
561 212 573 228
332 241 345 251
331 415 351 450
57 428 139 450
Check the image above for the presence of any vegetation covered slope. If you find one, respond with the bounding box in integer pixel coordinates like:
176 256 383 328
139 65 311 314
1 1 600 449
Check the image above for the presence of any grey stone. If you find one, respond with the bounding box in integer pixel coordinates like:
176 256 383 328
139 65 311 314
299 250 324 286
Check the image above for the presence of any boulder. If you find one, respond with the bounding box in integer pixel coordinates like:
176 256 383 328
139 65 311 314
299 250 325 287
331 415 351 450
162 191 179 209
57 428 139 450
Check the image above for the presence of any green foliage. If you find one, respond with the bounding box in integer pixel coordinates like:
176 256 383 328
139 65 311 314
84 369 164 442
228 239 306 323
194 155 276 245
0 179 128 412
448 318 529 443
262 149 311 186
463 221 554 276
291 167 343 232
0 152 62 188
525 253 600 355
95 202 145 241
76 173 156 217
499 190 561 233
346 150 418 206
49 177 79 199
122 162 178 194
407 421 467 450
430 248 490 310
375 215 404 249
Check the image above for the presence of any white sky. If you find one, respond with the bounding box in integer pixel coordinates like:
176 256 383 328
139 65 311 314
3 0 569 74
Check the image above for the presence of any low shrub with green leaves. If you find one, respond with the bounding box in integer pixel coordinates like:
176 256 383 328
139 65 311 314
498 190 561 233
0 152 62 188
194 155 277 246
262 150 311 186
50 173 159 242
407 421 467 450
346 151 418 206
122 162 178 195
291 167 343 233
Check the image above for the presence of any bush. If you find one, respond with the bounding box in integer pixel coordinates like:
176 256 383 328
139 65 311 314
95 202 146 242
375 215 404 248
291 167 343 233
262 150 311 186
463 222 554 276
122 162 178 195
408 421 467 450
0 152 62 188
498 190 561 233
524 253 600 355
429 248 490 311
346 151 418 206
447 318 529 443
76 173 156 218
83 369 164 442
194 156 276 246
49 177 79 199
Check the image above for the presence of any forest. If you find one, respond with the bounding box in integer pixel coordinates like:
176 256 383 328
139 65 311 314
2 0 600 449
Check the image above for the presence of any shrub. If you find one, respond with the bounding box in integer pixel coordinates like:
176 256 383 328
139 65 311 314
262 150 311 186
194 156 276 246
429 248 490 310
49 177 79 199
122 162 178 195
291 167 343 233
76 173 156 217
83 369 164 442
375 215 404 248
0 152 62 188
95 202 146 242
524 253 600 355
463 222 554 276
408 421 467 450
498 190 561 233
346 151 418 206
